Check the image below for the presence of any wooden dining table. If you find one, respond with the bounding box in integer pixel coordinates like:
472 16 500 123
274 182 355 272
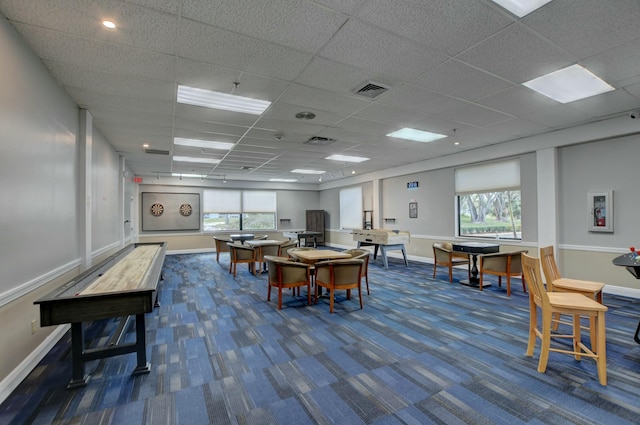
292 249 352 264
290 250 353 296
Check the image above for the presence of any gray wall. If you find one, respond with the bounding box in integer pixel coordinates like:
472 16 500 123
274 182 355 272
0 15 124 393
0 15 79 301
558 135 640 246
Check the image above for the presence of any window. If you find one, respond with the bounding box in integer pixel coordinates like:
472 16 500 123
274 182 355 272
455 160 521 239
203 190 276 231
340 186 363 230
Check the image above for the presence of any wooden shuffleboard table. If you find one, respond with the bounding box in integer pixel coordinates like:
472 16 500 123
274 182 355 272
35 242 167 388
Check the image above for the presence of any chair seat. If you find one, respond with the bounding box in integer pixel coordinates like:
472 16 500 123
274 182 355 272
552 278 605 294
548 292 608 312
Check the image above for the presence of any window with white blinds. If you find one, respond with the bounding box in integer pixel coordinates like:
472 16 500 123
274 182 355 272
202 189 276 231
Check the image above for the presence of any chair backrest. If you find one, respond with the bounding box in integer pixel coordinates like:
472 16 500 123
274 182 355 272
521 253 549 309
264 255 309 285
539 246 561 288
315 259 364 287
433 243 453 262
278 240 298 256
214 237 231 252
258 243 281 258
228 243 256 261
343 248 369 259
482 250 528 273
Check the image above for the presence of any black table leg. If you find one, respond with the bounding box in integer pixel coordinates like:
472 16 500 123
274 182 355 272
132 313 151 375
67 322 90 389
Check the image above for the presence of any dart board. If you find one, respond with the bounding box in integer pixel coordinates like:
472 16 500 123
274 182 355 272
179 203 193 216
150 203 164 216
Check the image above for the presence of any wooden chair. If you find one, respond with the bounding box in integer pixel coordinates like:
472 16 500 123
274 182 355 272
227 243 257 277
213 236 231 263
277 240 298 256
314 258 364 313
478 250 528 296
521 253 608 385
343 248 371 295
432 242 470 283
539 246 605 348
264 255 311 309
255 242 282 276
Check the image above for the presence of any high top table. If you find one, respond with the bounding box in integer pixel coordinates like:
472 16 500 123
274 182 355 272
452 242 499 287
613 252 640 343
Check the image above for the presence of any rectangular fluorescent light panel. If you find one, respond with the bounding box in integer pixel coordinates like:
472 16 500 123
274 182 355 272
177 85 271 115
269 178 298 182
325 154 369 163
174 137 234 150
523 64 614 103
386 128 447 143
490 0 553 17
173 156 220 164
171 173 203 178
291 169 326 174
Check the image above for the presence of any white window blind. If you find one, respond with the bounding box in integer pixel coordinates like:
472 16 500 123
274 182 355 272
340 186 363 230
203 189 241 213
455 159 520 194
242 191 276 212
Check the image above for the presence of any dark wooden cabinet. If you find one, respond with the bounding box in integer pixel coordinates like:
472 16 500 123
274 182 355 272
306 210 325 246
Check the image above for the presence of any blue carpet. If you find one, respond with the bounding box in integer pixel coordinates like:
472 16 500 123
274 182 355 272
2 252 640 424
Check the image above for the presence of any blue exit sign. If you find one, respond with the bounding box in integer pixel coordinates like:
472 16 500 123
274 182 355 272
407 181 419 189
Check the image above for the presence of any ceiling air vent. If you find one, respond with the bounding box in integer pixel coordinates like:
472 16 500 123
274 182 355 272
353 80 390 99
144 148 170 155
304 136 335 146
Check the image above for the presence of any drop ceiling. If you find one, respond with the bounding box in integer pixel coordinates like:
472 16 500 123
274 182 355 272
1 0 639 184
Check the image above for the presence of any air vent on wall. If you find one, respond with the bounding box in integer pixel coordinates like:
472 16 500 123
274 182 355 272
304 136 335 146
144 148 170 155
353 80 390 99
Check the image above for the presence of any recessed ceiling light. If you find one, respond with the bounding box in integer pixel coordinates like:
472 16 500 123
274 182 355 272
177 85 271 115
102 20 116 29
291 169 326 174
387 128 447 143
522 64 614 103
269 178 298 182
325 154 370 163
142 143 149 148
174 137 234 150
490 0 553 17
173 156 220 164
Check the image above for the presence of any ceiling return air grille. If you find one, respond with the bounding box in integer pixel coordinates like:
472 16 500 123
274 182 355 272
353 80 390 99
144 148 170 155
304 136 335 146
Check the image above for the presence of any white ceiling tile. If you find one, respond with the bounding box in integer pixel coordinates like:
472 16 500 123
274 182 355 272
581 39 640 86
456 23 574 83
522 0 640 58
356 0 512 55
436 103 513 128
12 24 176 81
411 60 513 101
319 19 449 81
377 84 469 116
182 0 346 54
278 84 371 116
177 19 312 80
476 85 559 118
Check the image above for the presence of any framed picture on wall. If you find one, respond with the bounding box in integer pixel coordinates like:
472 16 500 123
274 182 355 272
588 191 613 232
409 202 418 218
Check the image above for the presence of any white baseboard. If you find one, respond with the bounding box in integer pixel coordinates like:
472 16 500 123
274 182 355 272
0 324 69 405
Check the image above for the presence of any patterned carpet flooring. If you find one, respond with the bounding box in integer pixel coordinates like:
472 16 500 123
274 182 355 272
2 251 640 424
